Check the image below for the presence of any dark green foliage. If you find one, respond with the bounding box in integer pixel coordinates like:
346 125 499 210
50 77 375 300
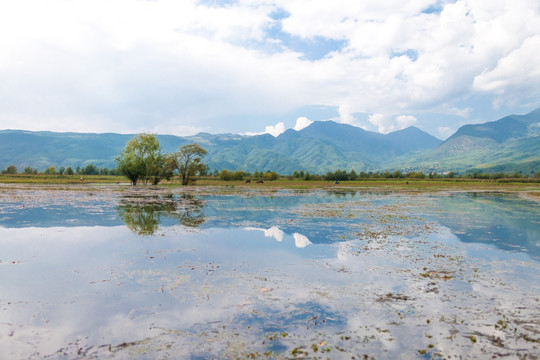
44 166 57 175
116 134 165 185
23 166 38 174
173 143 208 185
219 170 244 181
81 164 99 175
263 171 279 181
1 165 17 174
325 170 352 181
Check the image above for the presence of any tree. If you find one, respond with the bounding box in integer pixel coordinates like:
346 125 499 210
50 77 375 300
66 166 74 175
263 171 279 181
81 164 98 175
174 143 208 185
44 166 57 175
1 165 17 174
23 166 38 175
219 169 244 181
116 134 164 185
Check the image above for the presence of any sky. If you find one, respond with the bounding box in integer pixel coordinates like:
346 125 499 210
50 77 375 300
0 0 539 139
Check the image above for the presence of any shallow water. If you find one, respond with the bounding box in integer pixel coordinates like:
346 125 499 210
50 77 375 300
1 185 539 359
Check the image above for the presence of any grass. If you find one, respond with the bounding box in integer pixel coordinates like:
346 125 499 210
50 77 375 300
0 174 129 184
1 174 539 193
194 177 540 192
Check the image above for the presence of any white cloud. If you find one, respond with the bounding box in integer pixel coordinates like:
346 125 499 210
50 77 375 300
368 114 417 133
293 116 313 131
265 122 286 137
293 233 312 248
0 0 539 135
438 126 454 139
264 226 285 242
473 34 540 108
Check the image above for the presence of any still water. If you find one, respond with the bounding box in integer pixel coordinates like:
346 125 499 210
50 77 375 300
1 185 539 359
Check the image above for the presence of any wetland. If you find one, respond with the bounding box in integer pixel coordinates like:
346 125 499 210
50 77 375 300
0 183 539 359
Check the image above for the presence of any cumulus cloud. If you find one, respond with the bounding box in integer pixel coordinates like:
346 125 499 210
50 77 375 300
293 233 312 248
293 116 313 131
264 226 285 242
265 122 286 137
438 126 455 139
368 114 417 134
473 35 540 108
0 0 539 134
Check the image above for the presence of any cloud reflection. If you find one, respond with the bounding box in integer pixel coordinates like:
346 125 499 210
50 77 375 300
263 225 284 242
246 226 311 248
293 232 312 248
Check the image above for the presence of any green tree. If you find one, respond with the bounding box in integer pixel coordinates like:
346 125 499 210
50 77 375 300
1 165 17 174
66 166 74 175
173 143 208 185
219 169 244 181
263 171 279 181
82 164 98 175
44 166 57 175
23 166 37 174
116 134 164 185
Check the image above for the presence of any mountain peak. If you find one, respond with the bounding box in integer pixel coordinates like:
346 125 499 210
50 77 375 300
447 108 540 143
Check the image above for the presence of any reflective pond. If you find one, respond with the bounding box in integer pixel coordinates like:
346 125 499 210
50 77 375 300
0 184 539 359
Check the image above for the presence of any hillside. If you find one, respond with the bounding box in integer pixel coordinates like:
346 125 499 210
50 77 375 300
0 122 442 174
1 108 539 174
388 108 540 174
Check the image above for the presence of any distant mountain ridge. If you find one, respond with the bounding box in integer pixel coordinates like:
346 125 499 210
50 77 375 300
0 108 539 174
390 108 540 174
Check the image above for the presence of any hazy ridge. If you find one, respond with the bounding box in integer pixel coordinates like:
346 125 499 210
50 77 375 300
1 108 539 174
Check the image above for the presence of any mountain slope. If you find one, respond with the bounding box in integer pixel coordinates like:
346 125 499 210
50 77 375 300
388 108 540 174
0 122 442 174
1 108 538 174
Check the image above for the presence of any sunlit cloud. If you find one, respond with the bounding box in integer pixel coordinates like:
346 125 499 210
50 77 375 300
293 232 312 248
293 116 313 131
264 226 285 242
368 114 417 134
0 0 538 135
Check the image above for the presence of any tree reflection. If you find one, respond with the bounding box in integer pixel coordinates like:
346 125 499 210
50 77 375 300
116 193 205 235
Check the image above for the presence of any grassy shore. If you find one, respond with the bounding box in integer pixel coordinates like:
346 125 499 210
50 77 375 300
0 174 129 184
1 173 539 194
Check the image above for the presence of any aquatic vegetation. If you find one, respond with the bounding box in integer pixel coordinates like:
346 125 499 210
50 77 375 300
0 184 539 359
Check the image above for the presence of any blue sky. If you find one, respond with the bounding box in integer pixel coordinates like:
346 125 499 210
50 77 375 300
0 0 539 139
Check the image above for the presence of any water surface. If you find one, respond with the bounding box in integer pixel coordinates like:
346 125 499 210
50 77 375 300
1 185 539 359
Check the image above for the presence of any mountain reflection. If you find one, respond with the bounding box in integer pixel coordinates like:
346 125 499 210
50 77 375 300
435 193 540 260
116 193 205 235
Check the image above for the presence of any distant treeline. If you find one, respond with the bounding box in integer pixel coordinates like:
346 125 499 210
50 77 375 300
2 163 540 182
1 164 120 176
318 169 540 181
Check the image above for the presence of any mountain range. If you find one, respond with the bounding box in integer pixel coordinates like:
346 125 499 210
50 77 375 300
1 108 539 174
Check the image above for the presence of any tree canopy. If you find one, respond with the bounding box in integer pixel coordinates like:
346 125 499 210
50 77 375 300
174 143 208 185
1 165 17 174
116 134 167 185
116 135 207 186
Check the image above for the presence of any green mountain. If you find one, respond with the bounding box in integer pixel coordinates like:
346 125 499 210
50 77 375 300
1 108 538 174
389 108 540 174
0 130 190 171
0 122 442 174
